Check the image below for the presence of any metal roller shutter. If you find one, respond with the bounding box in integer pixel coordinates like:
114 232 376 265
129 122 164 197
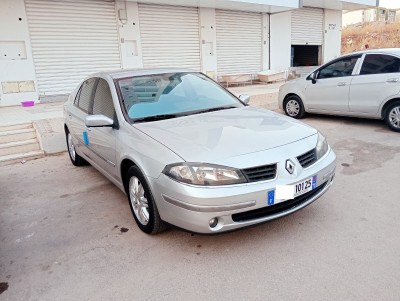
291 7 324 45
216 9 262 77
25 0 121 97
138 4 201 70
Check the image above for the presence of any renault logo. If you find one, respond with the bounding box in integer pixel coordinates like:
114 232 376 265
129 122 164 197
285 159 295 174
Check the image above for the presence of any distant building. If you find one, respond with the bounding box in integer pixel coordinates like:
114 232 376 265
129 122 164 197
343 7 398 27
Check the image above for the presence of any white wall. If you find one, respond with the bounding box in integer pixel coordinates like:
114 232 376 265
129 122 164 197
269 11 291 71
116 1 143 69
323 9 342 64
0 0 38 106
261 13 269 70
199 7 217 78
342 10 364 27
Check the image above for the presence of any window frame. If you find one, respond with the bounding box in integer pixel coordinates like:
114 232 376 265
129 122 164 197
315 54 362 80
91 78 116 120
358 53 400 76
74 77 98 114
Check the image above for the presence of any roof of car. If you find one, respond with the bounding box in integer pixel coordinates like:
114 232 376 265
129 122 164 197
345 48 400 57
92 68 197 79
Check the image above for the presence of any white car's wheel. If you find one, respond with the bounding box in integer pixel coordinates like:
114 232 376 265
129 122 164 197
284 95 306 119
66 131 86 166
385 101 400 132
127 166 165 234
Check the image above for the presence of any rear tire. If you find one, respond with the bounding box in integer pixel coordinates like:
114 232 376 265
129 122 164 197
126 166 165 234
284 95 306 119
384 101 400 132
66 131 86 166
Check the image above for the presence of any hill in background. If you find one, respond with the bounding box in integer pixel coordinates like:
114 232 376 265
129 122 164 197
341 21 400 55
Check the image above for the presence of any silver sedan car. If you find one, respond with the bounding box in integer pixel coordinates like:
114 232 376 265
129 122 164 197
278 48 400 132
64 69 336 234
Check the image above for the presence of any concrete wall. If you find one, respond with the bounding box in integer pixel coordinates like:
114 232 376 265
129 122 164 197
342 10 364 27
269 11 291 71
323 9 342 64
115 1 143 69
199 7 217 78
0 0 38 107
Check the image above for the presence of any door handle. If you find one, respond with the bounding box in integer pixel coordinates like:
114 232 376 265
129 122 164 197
68 114 72 119
337 82 346 86
387 78 399 83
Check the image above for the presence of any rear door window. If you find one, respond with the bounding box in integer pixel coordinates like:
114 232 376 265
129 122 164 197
360 54 400 75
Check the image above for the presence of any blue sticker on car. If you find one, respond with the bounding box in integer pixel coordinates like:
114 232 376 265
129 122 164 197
83 131 89 145
268 190 275 205
312 175 317 189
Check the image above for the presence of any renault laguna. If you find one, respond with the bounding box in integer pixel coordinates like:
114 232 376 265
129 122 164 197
64 69 336 234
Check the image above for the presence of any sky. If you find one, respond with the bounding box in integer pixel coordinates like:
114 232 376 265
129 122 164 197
379 0 400 8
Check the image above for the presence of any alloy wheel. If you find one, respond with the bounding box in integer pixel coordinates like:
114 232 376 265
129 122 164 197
67 133 76 161
129 176 150 225
286 99 300 117
388 106 400 129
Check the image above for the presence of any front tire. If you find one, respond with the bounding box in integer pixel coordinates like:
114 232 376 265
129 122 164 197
126 166 165 234
384 101 400 132
66 131 86 166
284 95 306 119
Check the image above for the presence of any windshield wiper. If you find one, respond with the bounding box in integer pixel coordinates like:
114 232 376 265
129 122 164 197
133 114 181 123
191 105 238 115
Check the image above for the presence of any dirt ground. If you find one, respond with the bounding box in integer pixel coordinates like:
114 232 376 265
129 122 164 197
1 113 400 301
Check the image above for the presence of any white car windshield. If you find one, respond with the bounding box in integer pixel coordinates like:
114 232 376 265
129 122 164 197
117 72 243 122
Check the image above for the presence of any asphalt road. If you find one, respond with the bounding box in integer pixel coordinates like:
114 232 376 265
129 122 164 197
1 113 400 301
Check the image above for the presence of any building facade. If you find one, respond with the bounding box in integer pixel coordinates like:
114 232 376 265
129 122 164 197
343 6 398 27
0 0 377 106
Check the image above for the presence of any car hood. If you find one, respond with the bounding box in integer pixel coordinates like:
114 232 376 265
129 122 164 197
133 106 317 163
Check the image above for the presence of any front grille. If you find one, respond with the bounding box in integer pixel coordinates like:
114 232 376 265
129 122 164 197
242 164 277 182
297 148 317 168
232 182 327 223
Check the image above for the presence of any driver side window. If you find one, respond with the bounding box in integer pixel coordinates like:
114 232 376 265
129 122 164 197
318 56 361 79
92 79 115 120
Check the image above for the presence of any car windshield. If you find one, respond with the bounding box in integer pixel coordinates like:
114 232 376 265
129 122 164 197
117 72 244 122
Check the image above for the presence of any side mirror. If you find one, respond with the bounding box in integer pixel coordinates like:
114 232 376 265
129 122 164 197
239 94 250 104
310 72 318 84
85 115 114 127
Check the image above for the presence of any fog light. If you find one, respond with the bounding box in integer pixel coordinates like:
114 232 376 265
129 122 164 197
209 218 218 228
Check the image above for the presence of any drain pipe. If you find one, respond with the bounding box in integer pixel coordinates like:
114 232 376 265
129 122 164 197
268 13 271 70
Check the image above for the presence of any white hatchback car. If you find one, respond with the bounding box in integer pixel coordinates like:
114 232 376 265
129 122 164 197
278 48 400 132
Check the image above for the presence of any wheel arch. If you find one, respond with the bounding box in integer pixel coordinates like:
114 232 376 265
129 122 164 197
120 158 137 194
381 98 400 119
283 93 304 107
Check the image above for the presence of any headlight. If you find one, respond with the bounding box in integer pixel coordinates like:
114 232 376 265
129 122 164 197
163 163 247 186
316 132 329 160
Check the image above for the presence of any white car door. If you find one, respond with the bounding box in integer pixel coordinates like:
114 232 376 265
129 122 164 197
86 78 118 179
305 55 362 113
68 78 97 159
349 53 400 116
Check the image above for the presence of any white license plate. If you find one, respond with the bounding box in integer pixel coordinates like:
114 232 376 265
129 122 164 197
268 175 317 206
294 175 317 197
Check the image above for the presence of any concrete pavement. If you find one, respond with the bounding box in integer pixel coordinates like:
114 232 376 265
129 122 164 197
1 114 399 300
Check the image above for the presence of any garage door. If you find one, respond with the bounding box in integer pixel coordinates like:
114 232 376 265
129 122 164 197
216 9 262 77
138 4 201 71
25 0 121 97
291 7 324 45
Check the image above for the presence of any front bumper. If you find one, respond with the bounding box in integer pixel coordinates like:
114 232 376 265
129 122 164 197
150 149 336 234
